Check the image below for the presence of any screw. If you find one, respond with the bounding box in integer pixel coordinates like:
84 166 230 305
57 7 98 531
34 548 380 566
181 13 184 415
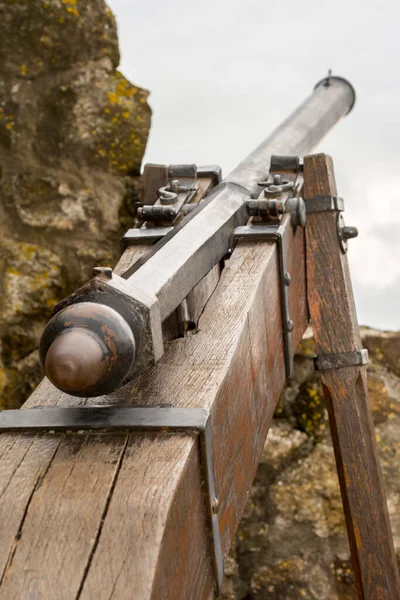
169 179 180 194
342 226 358 240
284 272 291 286
212 498 219 514
287 319 294 332
273 174 282 185
93 266 113 279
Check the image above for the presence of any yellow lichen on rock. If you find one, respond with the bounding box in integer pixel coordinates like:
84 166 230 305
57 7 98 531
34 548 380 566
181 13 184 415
0 0 149 407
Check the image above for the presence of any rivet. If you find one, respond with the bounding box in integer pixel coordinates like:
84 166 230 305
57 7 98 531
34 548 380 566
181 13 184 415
287 319 294 332
212 498 219 514
284 272 291 286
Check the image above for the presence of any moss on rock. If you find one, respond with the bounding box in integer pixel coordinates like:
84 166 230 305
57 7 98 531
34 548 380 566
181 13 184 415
0 0 150 407
292 379 328 441
0 0 119 78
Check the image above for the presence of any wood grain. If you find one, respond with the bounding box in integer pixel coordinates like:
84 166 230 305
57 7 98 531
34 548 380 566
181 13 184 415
141 164 168 206
0 434 127 599
79 434 213 600
304 153 400 600
114 245 150 276
0 434 61 584
0 192 308 597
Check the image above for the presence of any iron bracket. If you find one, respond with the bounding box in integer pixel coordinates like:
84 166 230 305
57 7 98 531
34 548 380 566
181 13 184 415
314 349 369 371
231 218 294 377
122 165 222 249
305 195 344 213
0 405 224 594
197 165 223 185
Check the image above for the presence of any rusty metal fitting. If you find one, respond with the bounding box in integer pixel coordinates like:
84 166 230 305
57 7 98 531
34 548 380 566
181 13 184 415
40 302 136 397
137 205 177 222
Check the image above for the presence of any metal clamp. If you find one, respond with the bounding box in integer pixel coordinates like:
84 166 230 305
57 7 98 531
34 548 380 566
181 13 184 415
121 165 222 250
197 165 222 186
0 405 224 594
314 349 369 371
305 195 344 213
305 195 358 254
231 218 295 377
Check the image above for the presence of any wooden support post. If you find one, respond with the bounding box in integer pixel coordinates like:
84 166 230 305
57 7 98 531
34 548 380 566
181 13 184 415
304 154 400 600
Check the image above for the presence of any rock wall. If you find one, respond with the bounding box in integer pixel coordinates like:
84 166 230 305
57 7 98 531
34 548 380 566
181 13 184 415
0 0 151 407
221 328 400 600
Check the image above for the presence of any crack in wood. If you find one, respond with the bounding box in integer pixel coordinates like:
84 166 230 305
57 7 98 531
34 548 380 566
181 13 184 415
0 434 63 584
76 434 130 600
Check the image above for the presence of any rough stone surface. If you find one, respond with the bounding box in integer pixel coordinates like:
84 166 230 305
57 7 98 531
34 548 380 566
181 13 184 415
221 328 400 600
0 0 151 407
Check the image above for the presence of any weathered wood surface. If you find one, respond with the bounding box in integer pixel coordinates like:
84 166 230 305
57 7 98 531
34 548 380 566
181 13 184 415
304 154 400 600
0 189 308 597
141 163 168 206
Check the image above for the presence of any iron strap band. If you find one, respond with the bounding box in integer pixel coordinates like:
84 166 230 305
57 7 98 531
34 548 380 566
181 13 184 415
314 349 369 371
231 217 294 378
0 406 224 594
305 195 344 213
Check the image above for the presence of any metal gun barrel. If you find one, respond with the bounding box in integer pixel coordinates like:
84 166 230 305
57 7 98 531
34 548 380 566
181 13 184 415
41 75 355 397
227 75 355 195
124 76 355 321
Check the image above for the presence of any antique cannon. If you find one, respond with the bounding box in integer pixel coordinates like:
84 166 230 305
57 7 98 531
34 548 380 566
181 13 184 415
39 74 356 398
2 74 400 600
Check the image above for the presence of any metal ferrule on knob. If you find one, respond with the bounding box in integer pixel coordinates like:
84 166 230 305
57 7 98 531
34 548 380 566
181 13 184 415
41 270 163 397
41 303 136 397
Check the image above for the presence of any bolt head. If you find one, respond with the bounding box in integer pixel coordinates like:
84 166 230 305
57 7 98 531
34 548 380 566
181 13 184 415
343 226 358 240
273 174 282 185
212 498 219 514
287 319 294 332
288 197 306 227
93 267 113 279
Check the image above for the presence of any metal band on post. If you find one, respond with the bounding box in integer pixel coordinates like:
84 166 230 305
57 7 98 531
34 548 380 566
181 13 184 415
305 193 358 254
314 349 369 371
305 195 344 213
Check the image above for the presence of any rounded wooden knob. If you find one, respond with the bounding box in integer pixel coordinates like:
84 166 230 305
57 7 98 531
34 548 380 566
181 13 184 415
40 302 136 397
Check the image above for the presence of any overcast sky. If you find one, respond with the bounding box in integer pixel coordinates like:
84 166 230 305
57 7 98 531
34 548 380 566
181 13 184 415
108 0 399 330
